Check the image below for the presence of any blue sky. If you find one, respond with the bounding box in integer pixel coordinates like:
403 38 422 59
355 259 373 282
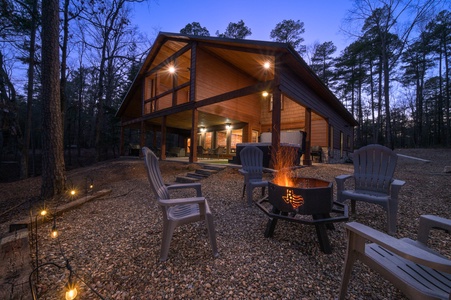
132 0 356 54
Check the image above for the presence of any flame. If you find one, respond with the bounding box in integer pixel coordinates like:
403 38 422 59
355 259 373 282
272 146 298 187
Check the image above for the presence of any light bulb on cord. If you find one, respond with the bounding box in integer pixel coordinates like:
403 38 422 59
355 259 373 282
51 226 58 238
65 287 77 300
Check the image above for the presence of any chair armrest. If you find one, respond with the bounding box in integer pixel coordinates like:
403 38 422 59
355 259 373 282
335 175 353 203
159 197 206 207
345 222 451 273
167 183 202 197
335 174 353 184
238 169 248 175
417 215 451 244
389 179 405 199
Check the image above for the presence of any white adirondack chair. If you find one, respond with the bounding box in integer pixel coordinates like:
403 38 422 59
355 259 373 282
142 147 219 261
339 215 451 300
239 146 268 206
336 144 405 234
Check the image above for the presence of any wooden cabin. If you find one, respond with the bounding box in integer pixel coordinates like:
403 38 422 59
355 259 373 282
116 32 357 165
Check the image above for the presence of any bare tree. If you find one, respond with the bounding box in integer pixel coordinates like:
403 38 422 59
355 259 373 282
79 0 144 161
344 0 444 148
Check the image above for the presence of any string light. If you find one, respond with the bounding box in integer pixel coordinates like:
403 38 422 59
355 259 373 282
51 215 58 238
28 182 105 300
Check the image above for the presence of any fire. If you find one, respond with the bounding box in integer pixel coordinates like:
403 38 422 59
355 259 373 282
272 146 299 187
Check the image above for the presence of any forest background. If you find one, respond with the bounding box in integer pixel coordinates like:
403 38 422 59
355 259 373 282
0 0 450 195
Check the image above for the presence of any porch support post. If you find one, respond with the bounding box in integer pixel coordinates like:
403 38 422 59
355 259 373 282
190 109 199 163
303 107 312 166
161 116 167 160
270 56 281 169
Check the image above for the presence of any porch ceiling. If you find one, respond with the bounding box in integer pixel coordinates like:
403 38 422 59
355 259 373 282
144 110 241 131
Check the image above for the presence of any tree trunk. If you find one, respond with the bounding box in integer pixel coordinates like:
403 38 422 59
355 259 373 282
21 0 39 179
41 0 66 199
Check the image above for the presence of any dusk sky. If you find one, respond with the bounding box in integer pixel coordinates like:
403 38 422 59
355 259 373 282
132 0 356 54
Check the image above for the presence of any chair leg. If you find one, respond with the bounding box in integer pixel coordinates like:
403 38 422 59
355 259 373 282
205 213 219 258
242 184 246 198
338 233 358 300
387 204 397 235
351 200 356 215
247 185 253 206
261 186 266 197
160 221 176 261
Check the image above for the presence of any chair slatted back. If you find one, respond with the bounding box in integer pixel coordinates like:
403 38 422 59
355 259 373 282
240 146 264 180
353 144 398 194
142 147 170 201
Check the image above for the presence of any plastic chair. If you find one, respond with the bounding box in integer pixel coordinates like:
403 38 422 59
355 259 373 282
339 215 451 299
142 147 219 261
335 144 405 234
239 146 268 206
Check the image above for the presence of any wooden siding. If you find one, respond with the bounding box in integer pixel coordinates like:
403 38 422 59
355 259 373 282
195 47 262 135
311 119 328 146
279 67 353 150
195 48 257 100
198 94 261 127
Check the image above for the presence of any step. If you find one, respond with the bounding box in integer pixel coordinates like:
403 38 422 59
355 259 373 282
175 176 200 183
187 172 208 179
201 165 227 171
195 168 218 176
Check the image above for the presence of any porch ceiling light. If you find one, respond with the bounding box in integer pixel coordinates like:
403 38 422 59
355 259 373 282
168 66 176 74
262 91 269 97
225 123 232 130
263 61 271 69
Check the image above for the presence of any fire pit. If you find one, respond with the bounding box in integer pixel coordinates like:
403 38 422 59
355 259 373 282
267 177 333 214
256 176 348 254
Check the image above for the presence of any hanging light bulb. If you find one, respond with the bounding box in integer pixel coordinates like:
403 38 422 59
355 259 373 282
65 271 78 300
40 209 47 216
65 286 78 300
50 215 58 238
51 226 58 238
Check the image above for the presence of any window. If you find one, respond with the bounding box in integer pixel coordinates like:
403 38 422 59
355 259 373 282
269 94 284 111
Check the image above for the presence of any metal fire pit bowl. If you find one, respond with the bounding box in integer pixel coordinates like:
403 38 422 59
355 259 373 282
267 177 333 215
256 177 348 254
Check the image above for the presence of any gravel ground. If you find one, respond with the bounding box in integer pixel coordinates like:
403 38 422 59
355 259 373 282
2 149 450 299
